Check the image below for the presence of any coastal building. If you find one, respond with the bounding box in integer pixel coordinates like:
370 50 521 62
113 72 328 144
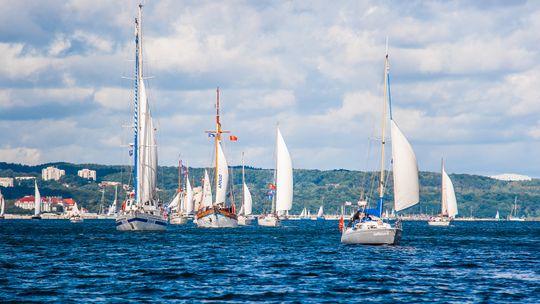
490 173 532 182
42 166 65 181
78 169 96 180
15 195 65 212
0 177 14 187
100 181 121 187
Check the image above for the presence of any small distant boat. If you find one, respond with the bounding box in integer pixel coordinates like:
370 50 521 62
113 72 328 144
258 127 293 227
195 88 237 228
69 202 84 223
170 160 194 225
428 159 458 226
31 180 42 220
316 205 325 220
341 43 419 245
107 185 118 218
238 153 253 226
0 189 5 219
495 210 500 220
508 196 525 221
116 4 167 231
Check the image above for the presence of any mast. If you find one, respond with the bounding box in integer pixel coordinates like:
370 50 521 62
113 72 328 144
271 128 278 214
441 158 446 216
133 3 144 206
241 152 245 215
215 88 221 206
177 159 182 213
379 41 390 202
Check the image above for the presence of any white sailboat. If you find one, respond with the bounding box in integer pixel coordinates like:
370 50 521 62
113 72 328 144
508 196 525 221
428 159 458 226
341 44 419 245
258 127 293 227
116 4 167 231
495 210 500 220
69 202 83 223
107 185 118 217
195 88 238 228
31 180 42 220
170 161 192 225
316 205 324 220
0 189 5 219
238 153 253 226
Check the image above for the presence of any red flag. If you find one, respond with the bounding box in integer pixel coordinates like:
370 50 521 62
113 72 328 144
268 183 276 190
229 135 238 141
339 215 344 233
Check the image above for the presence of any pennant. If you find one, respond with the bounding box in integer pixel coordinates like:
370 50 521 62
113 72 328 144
229 135 238 141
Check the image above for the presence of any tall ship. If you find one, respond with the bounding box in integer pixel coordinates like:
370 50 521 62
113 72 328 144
258 127 293 227
341 43 419 245
195 88 238 228
116 4 167 231
428 159 458 226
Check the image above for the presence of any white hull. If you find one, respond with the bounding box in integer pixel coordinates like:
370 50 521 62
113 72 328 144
428 220 451 226
508 217 525 222
170 213 188 225
69 216 83 223
341 221 401 245
258 214 281 227
196 208 238 228
116 212 167 231
238 215 253 226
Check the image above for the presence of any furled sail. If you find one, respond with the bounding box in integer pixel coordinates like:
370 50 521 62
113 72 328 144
34 181 41 216
201 170 213 207
390 120 419 212
275 128 293 212
215 142 229 205
443 168 458 218
243 183 252 215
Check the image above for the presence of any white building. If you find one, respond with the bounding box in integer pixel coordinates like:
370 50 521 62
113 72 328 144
42 166 65 181
78 169 97 180
0 177 14 187
490 173 532 182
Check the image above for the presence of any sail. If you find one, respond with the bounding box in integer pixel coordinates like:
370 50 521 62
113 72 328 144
495 211 499 219
34 181 41 216
275 128 293 212
108 186 118 216
238 205 244 215
137 80 158 206
201 170 213 207
168 192 181 210
72 202 80 216
317 205 324 217
243 183 253 215
300 208 306 217
443 168 458 218
215 142 229 205
390 120 419 212
185 177 194 214
0 190 5 216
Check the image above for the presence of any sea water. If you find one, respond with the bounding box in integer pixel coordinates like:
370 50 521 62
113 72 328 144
0 220 538 303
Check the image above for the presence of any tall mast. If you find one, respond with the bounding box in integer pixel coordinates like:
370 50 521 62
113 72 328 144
215 88 221 205
241 152 245 213
441 158 446 216
379 42 390 200
178 159 182 212
133 3 144 206
272 128 278 214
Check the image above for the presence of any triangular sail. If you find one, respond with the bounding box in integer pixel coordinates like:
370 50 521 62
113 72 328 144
243 183 253 215
168 192 181 210
275 128 293 212
495 210 499 219
185 177 194 214
72 202 81 216
443 167 458 218
317 205 324 217
0 190 5 216
201 170 213 207
34 181 41 216
215 142 229 205
390 120 419 212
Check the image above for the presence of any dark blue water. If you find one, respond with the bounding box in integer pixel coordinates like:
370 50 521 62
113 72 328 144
0 220 539 303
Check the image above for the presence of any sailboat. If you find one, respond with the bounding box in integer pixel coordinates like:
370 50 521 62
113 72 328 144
69 202 83 223
107 185 118 218
428 159 458 226
258 127 293 227
495 210 500 220
508 196 525 221
341 44 419 245
316 205 324 220
0 189 5 219
195 88 238 228
116 4 167 231
170 161 194 225
238 153 253 225
31 180 42 220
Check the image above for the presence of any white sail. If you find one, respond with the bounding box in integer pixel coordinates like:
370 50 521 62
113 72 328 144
168 192 181 210
275 128 293 212
216 142 229 205
317 205 324 217
108 186 118 216
185 177 194 214
201 170 213 207
495 210 500 219
300 208 306 217
72 202 81 216
390 120 419 212
238 205 244 215
443 168 458 218
0 190 5 216
34 181 41 216
243 183 253 215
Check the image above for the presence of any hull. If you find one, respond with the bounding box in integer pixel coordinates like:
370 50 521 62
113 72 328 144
341 221 401 245
31 215 42 220
69 216 83 223
508 217 525 222
116 212 167 231
170 213 188 225
238 215 253 226
428 220 450 226
258 214 281 227
196 207 238 228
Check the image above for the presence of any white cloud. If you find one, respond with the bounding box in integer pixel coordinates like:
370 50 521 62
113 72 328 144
0 146 41 165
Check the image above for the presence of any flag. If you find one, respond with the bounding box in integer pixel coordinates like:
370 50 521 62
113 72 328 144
128 149 133 156
339 215 344 233
208 133 216 138
229 135 238 141
180 165 188 175
268 183 276 190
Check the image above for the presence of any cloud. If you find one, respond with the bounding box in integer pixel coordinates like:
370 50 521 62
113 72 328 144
0 146 41 165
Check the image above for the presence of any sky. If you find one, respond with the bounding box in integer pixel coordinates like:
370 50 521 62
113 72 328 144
1 0 540 176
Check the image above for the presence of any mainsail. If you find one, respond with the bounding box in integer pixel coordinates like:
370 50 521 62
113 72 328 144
390 120 419 212
201 170 213 207
317 205 324 217
216 142 229 205
34 181 41 216
243 183 253 215
275 128 293 212
0 190 5 216
442 167 458 218
185 177 194 213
